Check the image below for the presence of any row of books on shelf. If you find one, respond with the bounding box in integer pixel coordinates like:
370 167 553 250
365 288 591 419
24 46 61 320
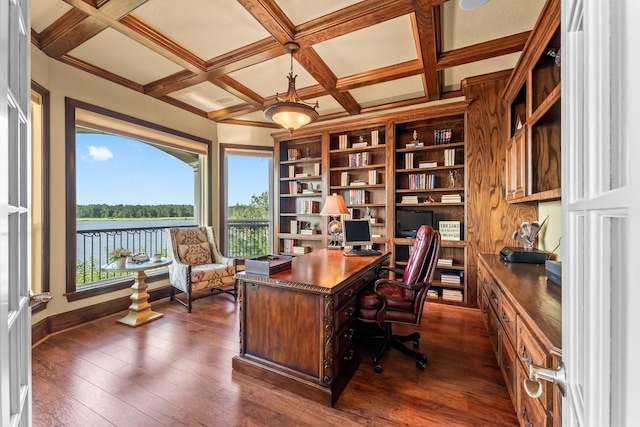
281 239 312 255
340 170 380 186
441 193 462 203
289 220 320 234
442 289 463 302
348 189 368 204
348 152 371 167
436 257 453 267
440 271 463 284
297 200 320 214
443 148 456 166
337 130 382 149
288 163 321 178
408 173 436 190
399 194 462 204
288 181 319 195
287 148 302 161
426 288 464 301
434 128 453 145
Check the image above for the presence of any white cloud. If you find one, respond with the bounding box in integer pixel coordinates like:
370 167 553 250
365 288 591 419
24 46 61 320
82 145 113 162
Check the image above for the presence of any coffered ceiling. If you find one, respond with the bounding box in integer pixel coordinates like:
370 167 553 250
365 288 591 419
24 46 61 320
30 0 545 129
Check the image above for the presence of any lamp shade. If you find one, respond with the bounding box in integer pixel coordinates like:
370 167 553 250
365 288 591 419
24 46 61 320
320 193 349 216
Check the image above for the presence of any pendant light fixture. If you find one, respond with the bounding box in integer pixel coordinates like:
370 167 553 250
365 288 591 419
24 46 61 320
264 42 319 132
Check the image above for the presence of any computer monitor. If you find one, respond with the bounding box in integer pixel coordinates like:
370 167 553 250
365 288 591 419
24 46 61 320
342 219 373 251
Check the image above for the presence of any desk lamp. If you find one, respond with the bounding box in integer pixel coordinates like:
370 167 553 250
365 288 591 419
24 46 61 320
320 193 349 249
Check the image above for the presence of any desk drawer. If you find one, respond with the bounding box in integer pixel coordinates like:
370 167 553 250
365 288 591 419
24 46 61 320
337 298 358 329
499 295 517 346
517 319 552 411
517 363 551 427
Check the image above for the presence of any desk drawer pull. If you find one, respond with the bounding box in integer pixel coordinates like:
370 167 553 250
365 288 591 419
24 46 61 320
501 312 510 323
342 288 354 298
520 405 534 427
344 307 356 317
343 328 355 339
343 350 355 361
248 283 260 290
519 345 533 363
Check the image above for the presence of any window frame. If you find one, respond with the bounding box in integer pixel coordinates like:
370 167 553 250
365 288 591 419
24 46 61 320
65 98 212 300
30 81 50 314
219 143 274 256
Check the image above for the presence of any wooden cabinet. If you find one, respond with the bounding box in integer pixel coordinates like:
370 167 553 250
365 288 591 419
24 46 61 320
392 108 468 303
275 134 327 255
272 101 470 305
503 0 561 203
478 254 561 427
329 125 389 252
506 126 527 200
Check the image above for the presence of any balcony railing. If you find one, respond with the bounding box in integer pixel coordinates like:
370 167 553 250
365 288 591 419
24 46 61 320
227 219 270 257
76 219 270 286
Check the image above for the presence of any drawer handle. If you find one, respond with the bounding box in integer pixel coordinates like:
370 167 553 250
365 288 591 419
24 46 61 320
525 362 566 398
519 345 533 363
343 349 355 361
490 291 498 301
343 288 354 298
343 328 355 339
520 405 534 427
501 313 510 323
344 307 356 317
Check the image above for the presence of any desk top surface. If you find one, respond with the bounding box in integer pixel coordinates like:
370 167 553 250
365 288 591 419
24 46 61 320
236 249 390 293
480 253 561 351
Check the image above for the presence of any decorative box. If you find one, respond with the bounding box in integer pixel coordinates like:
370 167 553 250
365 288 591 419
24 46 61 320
245 255 292 275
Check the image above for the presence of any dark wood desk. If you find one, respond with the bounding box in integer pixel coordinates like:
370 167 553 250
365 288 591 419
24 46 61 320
232 249 390 406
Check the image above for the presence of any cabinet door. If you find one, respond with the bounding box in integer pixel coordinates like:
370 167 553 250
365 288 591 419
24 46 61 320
506 127 527 200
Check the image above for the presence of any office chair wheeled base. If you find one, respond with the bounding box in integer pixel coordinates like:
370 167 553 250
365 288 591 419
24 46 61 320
369 322 428 374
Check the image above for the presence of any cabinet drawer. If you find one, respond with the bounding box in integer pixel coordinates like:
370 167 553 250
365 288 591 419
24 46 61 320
518 363 552 427
487 300 500 356
335 320 357 377
499 296 517 346
499 327 517 405
488 279 501 314
336 285 358 308
337 298 358 329
517 319 552 411
479 287 491 331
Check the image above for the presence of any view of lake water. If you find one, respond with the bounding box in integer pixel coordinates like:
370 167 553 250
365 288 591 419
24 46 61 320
76 219 195 265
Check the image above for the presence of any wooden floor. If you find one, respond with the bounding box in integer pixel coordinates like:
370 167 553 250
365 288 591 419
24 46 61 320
32 295 518 426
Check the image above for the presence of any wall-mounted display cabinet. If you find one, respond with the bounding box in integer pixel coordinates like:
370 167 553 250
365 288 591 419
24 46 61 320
503 0 561 203
272 101 470 304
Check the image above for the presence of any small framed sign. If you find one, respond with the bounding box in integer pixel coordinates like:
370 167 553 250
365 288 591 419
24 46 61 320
439 221 461 241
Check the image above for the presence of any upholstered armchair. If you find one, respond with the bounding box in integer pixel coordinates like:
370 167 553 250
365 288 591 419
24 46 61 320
166 226 237 312
357 225 441 373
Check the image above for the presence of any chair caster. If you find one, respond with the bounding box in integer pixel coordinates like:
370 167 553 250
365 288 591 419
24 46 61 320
416 354 427 370
374 364 383 374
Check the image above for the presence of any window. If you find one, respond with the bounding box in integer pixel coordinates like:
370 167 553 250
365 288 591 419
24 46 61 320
30 82 50 312
220 145 273 257
65 99 212 300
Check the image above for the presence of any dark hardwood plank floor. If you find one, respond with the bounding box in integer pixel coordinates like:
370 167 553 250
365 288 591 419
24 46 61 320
32 295 518 426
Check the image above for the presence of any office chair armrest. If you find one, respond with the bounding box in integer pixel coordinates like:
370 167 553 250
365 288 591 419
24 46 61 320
379 265 405 276
373 278 429 293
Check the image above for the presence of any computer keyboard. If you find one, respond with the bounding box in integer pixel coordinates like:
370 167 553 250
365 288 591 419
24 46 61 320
343 249 382 257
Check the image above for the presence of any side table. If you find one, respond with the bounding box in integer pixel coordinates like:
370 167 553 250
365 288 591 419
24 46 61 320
102 258 172 327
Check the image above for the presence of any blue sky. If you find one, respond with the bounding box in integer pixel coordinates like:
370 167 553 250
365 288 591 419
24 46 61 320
76 133 269 206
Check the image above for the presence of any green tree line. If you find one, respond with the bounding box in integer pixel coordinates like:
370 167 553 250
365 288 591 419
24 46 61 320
77 204 194 219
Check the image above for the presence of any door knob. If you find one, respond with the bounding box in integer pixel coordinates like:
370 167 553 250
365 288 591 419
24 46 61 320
524 361 566 398
29 290 52 304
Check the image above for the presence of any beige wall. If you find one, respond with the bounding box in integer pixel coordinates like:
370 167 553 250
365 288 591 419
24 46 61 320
30 49 267 324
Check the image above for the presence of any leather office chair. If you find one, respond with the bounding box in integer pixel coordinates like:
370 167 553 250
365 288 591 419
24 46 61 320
357 225 441 373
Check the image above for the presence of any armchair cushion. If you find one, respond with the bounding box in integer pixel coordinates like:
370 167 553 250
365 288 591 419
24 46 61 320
178 242 213 266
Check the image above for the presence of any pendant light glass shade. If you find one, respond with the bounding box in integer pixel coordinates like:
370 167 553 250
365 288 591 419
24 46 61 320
264 42 319 132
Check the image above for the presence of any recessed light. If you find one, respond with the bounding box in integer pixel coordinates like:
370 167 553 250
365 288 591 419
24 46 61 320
459 0 489 10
